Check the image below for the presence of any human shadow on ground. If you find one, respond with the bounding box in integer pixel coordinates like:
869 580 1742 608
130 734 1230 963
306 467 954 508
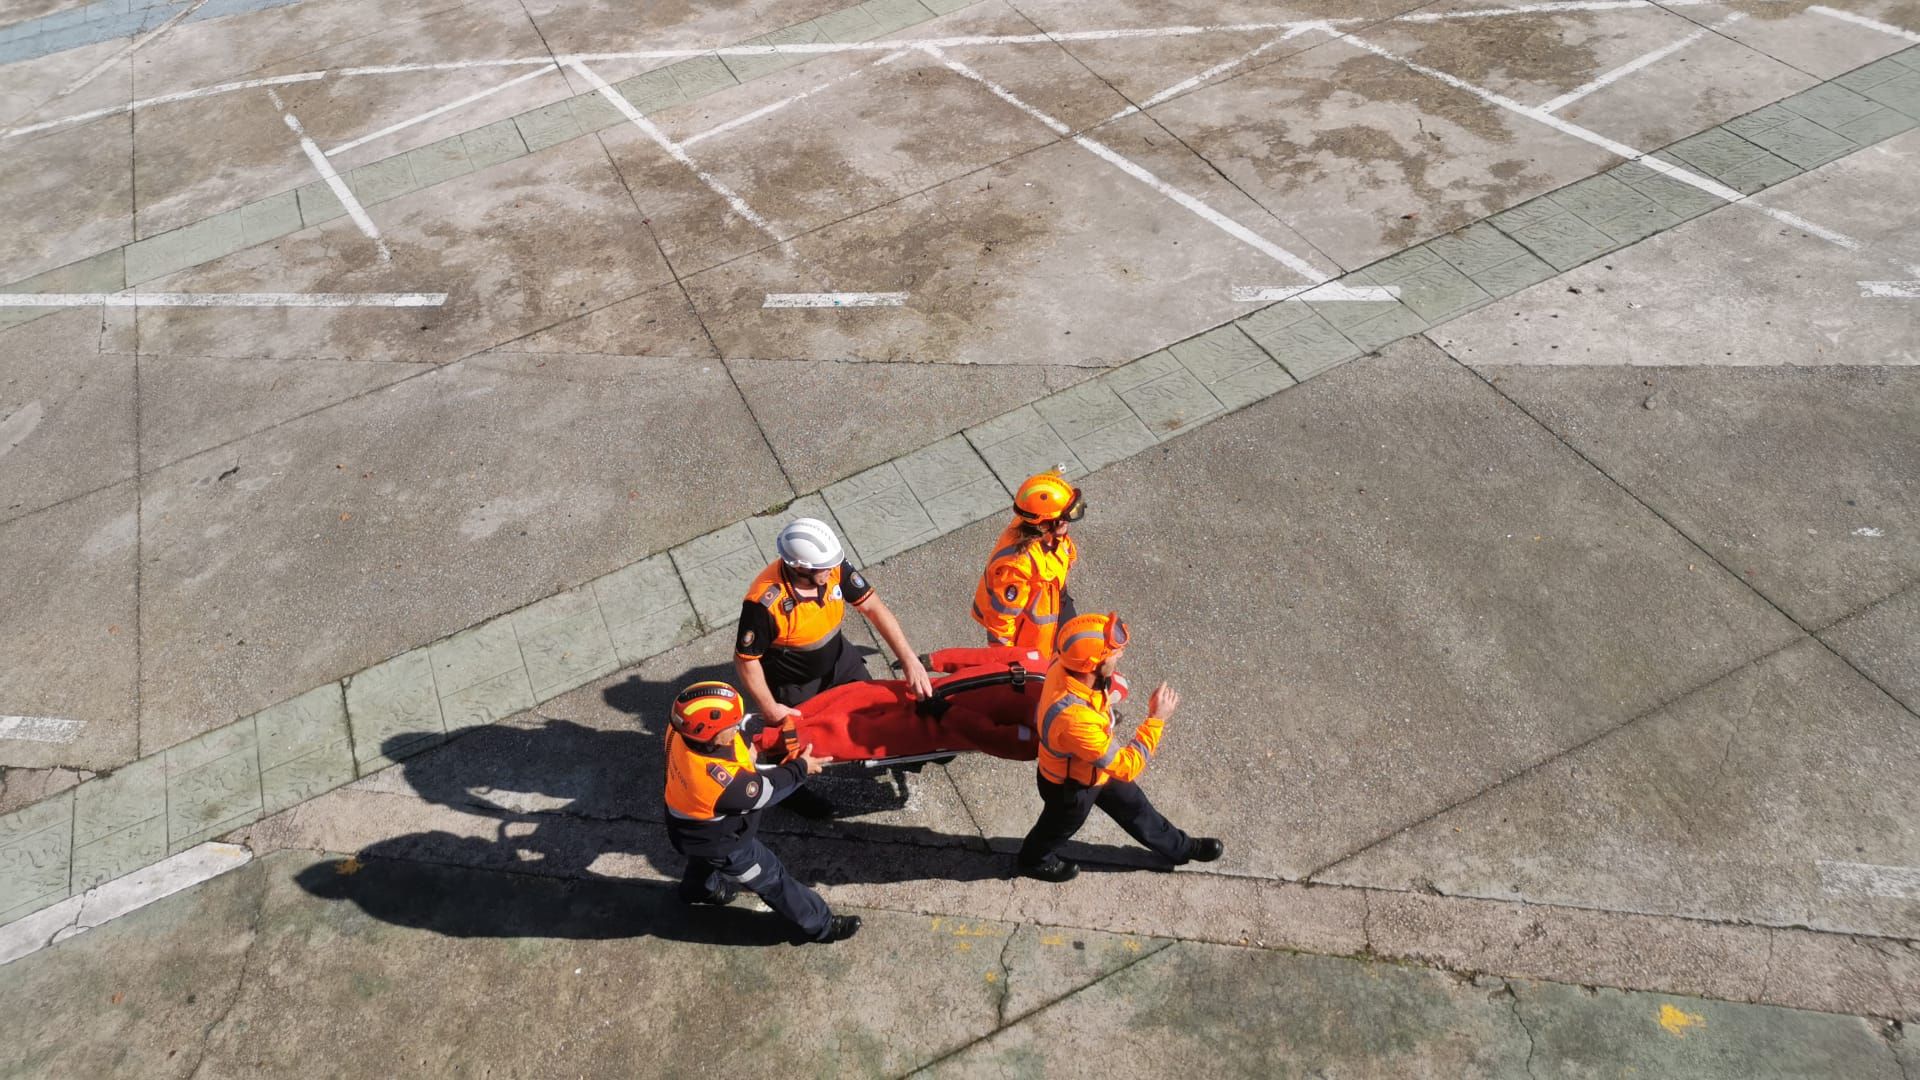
296 654 1164 943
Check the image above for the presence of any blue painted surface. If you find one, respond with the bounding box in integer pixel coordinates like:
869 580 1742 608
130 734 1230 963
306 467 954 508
0 0 302 66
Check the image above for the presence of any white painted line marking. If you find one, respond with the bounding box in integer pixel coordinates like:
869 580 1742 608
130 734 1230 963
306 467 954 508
0 843 252 962
763 292 908 308
1106 25 1319 124
281 108 392 261
3 4 1790 141
326 63 560 157
567 60 778 239
1818 859 1920 900
1852 526 1885 537
2 73 328 141
0 716 86 744
0 293 448 307
24 0 212 121
1539 15 1738 114
1232 284 1402 302
683 52 906 148
1317 28 1866 252
1860 281 1920 297
923 46 1329 283
1808 6 1920 44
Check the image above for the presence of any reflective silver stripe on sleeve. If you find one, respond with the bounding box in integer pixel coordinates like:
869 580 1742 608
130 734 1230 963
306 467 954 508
982 589 1022 616
1092 741 1121 770
726 863 763 883
989 541 1028 564
752 779 777 809
1039 693 1093 754
1058 629 1103 652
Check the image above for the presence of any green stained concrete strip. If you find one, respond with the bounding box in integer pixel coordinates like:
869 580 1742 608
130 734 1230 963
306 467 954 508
5 44 1920 921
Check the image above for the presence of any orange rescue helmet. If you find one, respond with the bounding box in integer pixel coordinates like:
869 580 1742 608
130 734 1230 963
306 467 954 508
1014 470 1085 524
1056 612 1129 673
671 681 746 742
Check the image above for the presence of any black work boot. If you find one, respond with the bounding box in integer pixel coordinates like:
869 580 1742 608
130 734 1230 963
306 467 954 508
687 885 739 907
811 914 861 943
1018 856 1080 883
1188 838 1224 863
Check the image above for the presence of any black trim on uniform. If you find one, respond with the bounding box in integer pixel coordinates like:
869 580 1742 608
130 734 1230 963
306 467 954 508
735 600 776 659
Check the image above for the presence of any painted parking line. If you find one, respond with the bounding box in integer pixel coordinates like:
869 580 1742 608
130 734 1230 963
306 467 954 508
1319 27 1867 253
0 293 449 307
1539 14 1740 114
1817 859 1920 900
0 715 85 744
1104 24 1321 124
1809 5 1920 44
278 102 393 261
1231 284 1402 302
682 52 908 148
3 2 1792 142
568 60 779 239
763 292 909 308
924 45 1332 283
1859 280 1920 297
0 844 252 966
325 64 561 157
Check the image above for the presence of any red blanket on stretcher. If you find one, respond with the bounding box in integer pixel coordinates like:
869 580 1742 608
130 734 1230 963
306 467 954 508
747 646 1055 764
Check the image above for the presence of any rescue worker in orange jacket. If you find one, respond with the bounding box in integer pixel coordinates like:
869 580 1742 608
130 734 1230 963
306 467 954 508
971 470 1081 657
1017 612 1223 882
736 517 932 818
663 680 861 943
735 517 932 722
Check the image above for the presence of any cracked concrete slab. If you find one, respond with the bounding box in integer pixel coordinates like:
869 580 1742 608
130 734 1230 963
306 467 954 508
0 114 132 283
0 481 140 772
0 309 136 524
1821 583 1920 715
1467 365 1920 629
873 336 1802 879
1320 639 1920 939
132 351 787 753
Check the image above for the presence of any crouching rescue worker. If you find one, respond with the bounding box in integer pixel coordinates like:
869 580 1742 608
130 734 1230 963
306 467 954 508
971 470 1081 656
736 517 932 817
1017 612 1223 882
663 680 861 943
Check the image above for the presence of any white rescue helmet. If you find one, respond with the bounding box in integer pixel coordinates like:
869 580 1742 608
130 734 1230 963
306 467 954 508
776 517 843 571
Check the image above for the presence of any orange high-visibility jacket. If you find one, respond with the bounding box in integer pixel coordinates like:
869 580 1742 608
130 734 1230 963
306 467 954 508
738 560 863 657
663 728 759 821
1033 663 1162 786
970 524 1077 656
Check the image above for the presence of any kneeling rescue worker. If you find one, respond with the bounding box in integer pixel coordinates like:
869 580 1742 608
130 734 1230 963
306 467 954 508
971 470 1081 657
1018 612 1222 882
663 680 860 943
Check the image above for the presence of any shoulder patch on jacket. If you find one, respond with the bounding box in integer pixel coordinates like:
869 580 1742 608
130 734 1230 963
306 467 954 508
706 763 732 786
756 584 781 607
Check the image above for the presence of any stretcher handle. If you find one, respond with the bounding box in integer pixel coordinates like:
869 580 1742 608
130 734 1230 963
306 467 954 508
914 663 1031 720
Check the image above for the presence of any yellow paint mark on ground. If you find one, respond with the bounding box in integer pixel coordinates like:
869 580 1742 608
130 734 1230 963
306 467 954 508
1124 939 1141 953
1039 934 1066 946
957 941 973 952
1658 1004 1705 1036
336 856 363 876
985 971 999 984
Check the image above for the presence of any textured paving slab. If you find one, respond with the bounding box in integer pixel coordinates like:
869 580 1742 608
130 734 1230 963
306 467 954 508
874 336 1802 880
0 114 133 283
1471 365 1920 629
1321 639 1920 938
